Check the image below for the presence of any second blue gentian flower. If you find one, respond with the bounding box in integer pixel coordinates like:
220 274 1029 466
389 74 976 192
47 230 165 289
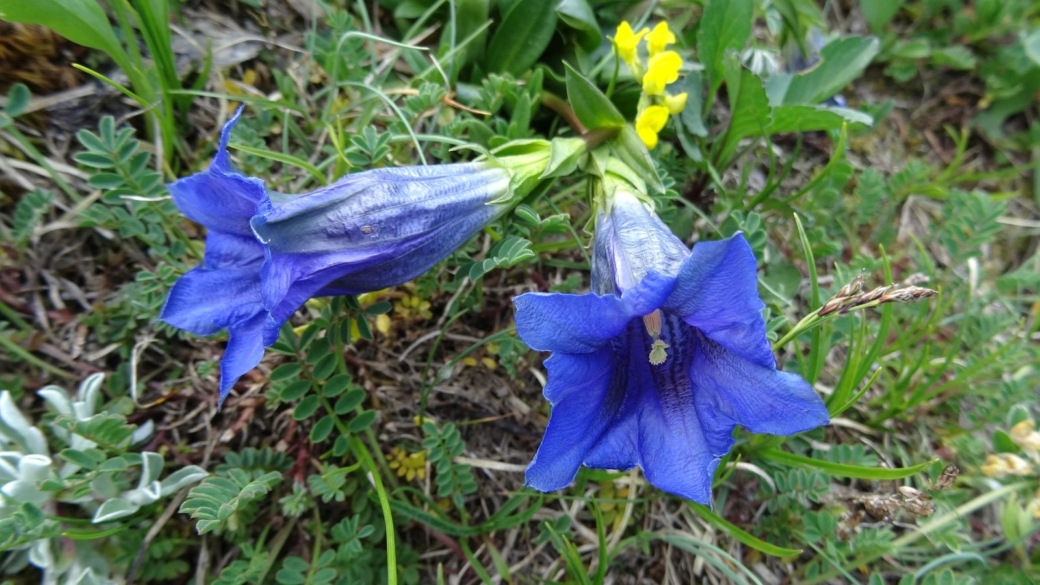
161 107 550 406
514 170 829 504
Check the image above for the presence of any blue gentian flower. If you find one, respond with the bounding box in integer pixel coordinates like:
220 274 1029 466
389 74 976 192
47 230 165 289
514 176 829 503
161 108 549 406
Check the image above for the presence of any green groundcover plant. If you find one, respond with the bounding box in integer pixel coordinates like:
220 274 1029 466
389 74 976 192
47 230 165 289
0 0 1038 583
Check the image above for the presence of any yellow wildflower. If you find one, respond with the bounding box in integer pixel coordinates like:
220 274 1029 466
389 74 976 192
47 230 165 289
664 92 688 115
613 21 649 66
642 51 682 96
635 105 670 150
646 22 676 57
981 453 1033 478
387 447 427 482
375 313 391 335
1010 420 1040 452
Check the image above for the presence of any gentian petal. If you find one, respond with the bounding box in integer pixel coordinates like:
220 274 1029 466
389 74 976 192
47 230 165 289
691 329 829 449
203 231 265 269
525 349 618 491
159 263 264 337
583 322 721 504
664 233 775 368
218 314 267 407
168 108 266 237
514 272 675 354
592 191 689 294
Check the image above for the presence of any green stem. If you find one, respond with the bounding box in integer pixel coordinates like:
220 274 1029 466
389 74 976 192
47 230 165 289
0 333 77 380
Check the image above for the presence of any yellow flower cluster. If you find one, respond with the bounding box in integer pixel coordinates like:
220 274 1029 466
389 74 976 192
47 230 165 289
980 453 1032 479
611 21 688 150
388 446 427 482
980 419 1040 480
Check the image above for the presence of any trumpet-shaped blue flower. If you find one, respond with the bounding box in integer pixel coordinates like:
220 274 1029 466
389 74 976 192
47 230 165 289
514 177 829 503
161 108 548 406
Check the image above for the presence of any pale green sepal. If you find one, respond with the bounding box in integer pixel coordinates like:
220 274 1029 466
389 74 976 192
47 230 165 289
609 125 665 194
541 137 587 179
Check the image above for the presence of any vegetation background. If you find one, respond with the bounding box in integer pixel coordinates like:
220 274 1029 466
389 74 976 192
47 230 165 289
0 0 1038 583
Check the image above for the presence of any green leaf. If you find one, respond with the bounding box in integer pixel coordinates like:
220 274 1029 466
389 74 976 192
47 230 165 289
322 374 351 398
270 363 302 382
541 136 587 179
310 415 335 443
4 83 30 118
280 380 311 402
680 71 708 137
689 503 802 558
293 395 321 420
716 57 770 167
59 448 103 470
348 410 377 433
930 45 977 70
464 236 536 280
311 354 338 381
564 62 625 131
860 0 902 33
0 0 132 76
761 449 938 480
485 0 557 76
768 36 880 106
556 0 601 52
608 125 664 194
335 389 366 414
697 0 754 94
861 0 902 32
1023 29 1040 68
768 105 873 134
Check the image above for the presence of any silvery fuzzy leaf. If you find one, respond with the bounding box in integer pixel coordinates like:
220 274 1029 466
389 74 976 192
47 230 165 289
159 465 209 496
139 452 164 487
130 420 154 446
0 392 47 455
92 497 139 523
28 538 54 571
126 481 162 506
76 373 104 413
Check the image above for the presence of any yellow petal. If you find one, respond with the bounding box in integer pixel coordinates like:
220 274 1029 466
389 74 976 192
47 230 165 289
375 313 391 335
636 125 659 150
635 106 670 150
613 21 648 66
643 51 682 95
665 92 688 115
646 22 676 57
